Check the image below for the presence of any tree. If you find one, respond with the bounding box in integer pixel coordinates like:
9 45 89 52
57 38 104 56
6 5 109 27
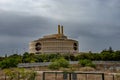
78 59 96 68
4 68 36 80
0 57 4 61
48 58 69 70
22 52 30 63
112 51 120 61
76 53 93 60
0 57 20 69
69 54 76 61
48 58 64 80
57 58 69 68
62 54 70 60
22 53 36 63
108 46 113 53
48 61 60 70
34 55 43 62
100 51 113 60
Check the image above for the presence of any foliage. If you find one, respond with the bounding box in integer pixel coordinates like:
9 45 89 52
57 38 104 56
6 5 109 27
0 57 21 69
48 53 62 61
28 72 36 80
115 73 120 80
57 58 69 68
0 57 5 61
0 47 120 69
48 58 69 70
22 52 37 63
3 68 36 80
78 59 96 68
100 51 113 60
4 69 17 80
112 51 120 61
48 61 60 70
62 53 76 61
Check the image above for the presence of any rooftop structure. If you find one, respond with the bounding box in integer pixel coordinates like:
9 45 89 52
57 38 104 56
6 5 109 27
29 25 79 54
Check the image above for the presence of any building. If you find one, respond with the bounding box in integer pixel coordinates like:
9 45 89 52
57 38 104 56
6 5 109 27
29 25 79 54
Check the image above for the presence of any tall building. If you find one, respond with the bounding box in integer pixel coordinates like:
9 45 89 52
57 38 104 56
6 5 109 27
29 25 79 54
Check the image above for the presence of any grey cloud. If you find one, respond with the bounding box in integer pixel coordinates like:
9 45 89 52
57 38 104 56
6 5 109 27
0 11 58 56
0 11 56 37
0 0 120 56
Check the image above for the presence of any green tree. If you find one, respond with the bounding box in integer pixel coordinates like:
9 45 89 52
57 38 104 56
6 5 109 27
112 51 120 61
62 53 70 60
108 46 114 53
0 56 4 61
4 68 36 80
22 53 36 63
48 61 60 70
92 53 101 60
57 58 69 68
78 59 96 68
76 53 93 60
0 57 20 69
100 51 113 60
48 58 69 70
34 54 43 62
48 53 62 61
22 52 30 63
69 54 76 61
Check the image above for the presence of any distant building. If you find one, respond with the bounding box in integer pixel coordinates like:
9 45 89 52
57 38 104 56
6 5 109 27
29 25 79 54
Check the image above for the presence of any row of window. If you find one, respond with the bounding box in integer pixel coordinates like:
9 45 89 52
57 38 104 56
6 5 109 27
35 42 78 51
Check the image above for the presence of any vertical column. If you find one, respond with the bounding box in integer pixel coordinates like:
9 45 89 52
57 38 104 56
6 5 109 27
58 25 61 34
61 25 64 35
42 72 45 80
102 73 104 80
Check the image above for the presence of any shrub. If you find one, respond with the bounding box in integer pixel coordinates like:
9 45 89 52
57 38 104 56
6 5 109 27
78 59 96 68
48 58 69 70
48 62 60 70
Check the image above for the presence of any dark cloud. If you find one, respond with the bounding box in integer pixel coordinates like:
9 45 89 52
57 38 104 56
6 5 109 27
0 0 120 56
0 11 58 56
0 11 50 37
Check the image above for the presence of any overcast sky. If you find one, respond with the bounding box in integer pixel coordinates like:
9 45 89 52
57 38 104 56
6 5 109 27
0 0 120 56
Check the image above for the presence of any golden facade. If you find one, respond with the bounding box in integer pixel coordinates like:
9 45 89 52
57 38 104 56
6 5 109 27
29 25 79 54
